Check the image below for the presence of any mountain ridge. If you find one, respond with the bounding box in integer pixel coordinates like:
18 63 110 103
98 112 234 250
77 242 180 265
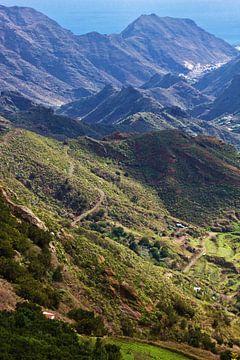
0 5 237 105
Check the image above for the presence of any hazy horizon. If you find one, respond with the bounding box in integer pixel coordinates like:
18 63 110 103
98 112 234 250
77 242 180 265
1 0 240 44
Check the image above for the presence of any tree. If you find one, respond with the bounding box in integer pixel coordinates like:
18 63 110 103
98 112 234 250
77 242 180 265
93 338 108 360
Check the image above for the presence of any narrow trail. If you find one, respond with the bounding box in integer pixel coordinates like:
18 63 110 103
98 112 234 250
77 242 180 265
0 128 18 147
71 189 105 227
64 145 75 178
183 232 214 273
63 144 106 228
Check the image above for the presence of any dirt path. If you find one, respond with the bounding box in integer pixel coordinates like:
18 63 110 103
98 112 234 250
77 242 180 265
63 145 75 178
71 189 105 227
0 128 17 146
183 232 214 273
63 144 106 228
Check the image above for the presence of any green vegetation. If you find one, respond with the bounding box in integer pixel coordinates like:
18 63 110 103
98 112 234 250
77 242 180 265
108 339 191 360
0 128 240 358
0 303 122 360
0 194 60 308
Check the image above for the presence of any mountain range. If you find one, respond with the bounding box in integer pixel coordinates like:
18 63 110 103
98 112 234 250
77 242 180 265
1 4 240 359
0 5 237 106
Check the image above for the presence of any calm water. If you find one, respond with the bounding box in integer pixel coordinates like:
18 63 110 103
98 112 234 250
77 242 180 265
1 0 240 44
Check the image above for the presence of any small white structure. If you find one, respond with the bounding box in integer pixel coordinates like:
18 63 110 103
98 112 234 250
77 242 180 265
176 223 186 229
194 287 201 292
43 311 55 320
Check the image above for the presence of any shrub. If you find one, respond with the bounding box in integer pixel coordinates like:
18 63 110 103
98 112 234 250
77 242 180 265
68 308 107 336
220 351 240 360
153 240 161 249
121 318 135 337
174 297 195 319
139 237 150 247
129 241 138 253
0 303 122 359
88 209 105 222
149 247 161 261
111 227 126 239
52 265 63 282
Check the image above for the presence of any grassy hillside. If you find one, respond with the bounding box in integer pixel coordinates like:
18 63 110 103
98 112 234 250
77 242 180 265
87 130 240 224
0 128 240 358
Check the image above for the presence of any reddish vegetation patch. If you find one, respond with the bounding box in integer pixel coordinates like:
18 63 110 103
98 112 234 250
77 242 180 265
120 303 141 320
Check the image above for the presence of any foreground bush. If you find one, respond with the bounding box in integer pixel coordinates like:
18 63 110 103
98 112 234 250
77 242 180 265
0 303 122 360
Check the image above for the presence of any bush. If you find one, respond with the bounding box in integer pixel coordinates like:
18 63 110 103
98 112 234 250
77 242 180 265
68 308 107 336
0 303 122 360
220 351 240 360
174 297 195 318
139 237 150 247
111 227 126 239
52 265 63 282
153 240 161 249
121 318 135 337
88 209 105 222
149 247 161 261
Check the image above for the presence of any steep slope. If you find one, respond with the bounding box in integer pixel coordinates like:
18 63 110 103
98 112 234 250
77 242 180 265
141 73 184 90
76 31 167 87
203 75 240 120
0 5 115 105
213 115 240 137
58 86 164 124
146 81 211 111
0 91 117 140
95 131 240 224
0 90 35 116
116 111 240 148
0 6 237 105
140 73 210 110
196 54 240 96
121 15 237 70
0 128 240 355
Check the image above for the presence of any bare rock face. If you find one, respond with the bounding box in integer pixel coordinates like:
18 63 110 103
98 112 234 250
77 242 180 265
196 54 240 96
0 6 237 105
0 5 112 105
0 187 47 231
203 75 240 120
0 279 22 311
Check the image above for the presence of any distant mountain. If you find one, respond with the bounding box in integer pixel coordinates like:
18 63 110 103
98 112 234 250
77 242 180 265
0 91 112 140
117 111 240 148
196 54 240 96
0 5 237 105
59 83 209 125
58 86 240 147
77 14 237 86
203 75 240 120
0 91 35 116
121 15 236 70
0 5 115 105
213 114 240 136
142 77 211 111
141 73 183 90
58 85 164 124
